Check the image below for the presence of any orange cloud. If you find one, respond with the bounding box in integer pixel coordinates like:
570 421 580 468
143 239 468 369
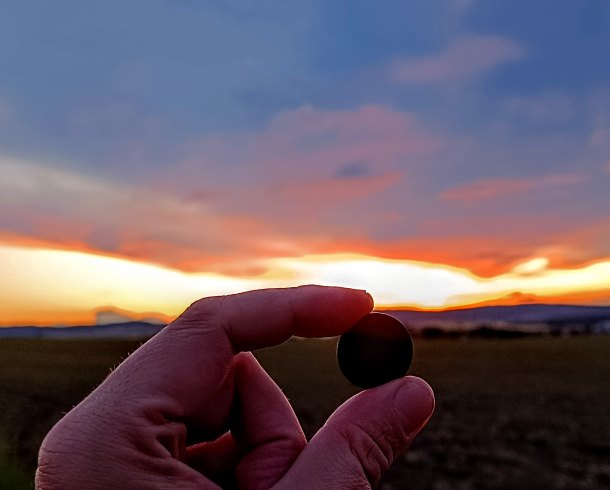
1 104 605 287
0 163 398 277
432 289 610 310
546 217 610 268
3 244 610 326
5 204 606 283
388 35 523 85
0 157 304 274
306 234 537 278
440 173 588 202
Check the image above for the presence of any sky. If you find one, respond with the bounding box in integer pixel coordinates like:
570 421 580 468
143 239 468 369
1 0 610 325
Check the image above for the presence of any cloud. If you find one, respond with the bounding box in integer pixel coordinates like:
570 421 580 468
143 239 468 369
304 233 535 278
264 172 403 208
440 173 588 202
389 35 524 85
586 89 610 148
0 157 286 274
548 217 610 268
0 101 436 274
175 104 439 185
3 97 606 284
511 257 549 275
157 104 441 237
3 243 610 325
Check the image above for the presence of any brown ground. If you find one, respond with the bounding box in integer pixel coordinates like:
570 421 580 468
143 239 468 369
1 335 609 489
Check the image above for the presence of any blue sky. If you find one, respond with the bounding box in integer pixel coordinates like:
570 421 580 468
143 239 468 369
1 1 610 317
1 0 607 164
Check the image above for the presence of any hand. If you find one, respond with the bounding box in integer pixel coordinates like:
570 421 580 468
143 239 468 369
36 286 435 489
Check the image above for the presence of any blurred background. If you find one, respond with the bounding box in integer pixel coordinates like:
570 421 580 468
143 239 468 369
0 1 609 488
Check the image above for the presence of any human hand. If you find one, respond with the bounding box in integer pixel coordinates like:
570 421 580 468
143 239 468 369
36 286 435 489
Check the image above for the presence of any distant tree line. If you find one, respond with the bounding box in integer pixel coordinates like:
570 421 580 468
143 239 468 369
415 319 610 339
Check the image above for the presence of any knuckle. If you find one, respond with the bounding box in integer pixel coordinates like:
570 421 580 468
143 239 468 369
272 434 308 459
334 419 401 486
36 418 88 489
36 454 63 490
171 295 227 328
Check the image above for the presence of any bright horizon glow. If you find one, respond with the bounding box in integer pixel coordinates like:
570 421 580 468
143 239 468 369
1 243 610 326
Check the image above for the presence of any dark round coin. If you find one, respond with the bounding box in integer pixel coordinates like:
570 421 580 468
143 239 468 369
337 312 413 389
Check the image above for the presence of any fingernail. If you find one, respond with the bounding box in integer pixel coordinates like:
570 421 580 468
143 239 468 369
358 289 374 307
395 377 435 433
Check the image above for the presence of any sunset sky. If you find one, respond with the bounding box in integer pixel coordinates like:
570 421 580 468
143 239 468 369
1 1 610 325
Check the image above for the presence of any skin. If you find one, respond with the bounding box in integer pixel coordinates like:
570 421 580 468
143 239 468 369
36 285 435 489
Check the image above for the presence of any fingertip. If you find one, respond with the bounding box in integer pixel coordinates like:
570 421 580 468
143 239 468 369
359 289 375 311
402 376 435 400
284 373 434 487
394 376 435 432
291 285 375 337
332 286 375 316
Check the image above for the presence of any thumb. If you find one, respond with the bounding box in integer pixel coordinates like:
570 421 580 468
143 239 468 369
279 377 434 489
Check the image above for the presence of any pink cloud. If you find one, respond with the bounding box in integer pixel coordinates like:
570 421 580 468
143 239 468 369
149 105 446 250
440 173 589 202
389 35 523 85
0 158 295 274
267 172 402 206
173 104 441 187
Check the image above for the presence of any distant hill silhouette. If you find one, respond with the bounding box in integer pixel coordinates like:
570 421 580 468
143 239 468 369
0 321 164 339
387 304 610 325
387 304 610 336
1 304 610 339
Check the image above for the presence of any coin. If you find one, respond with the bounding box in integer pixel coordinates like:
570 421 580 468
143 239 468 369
337 312 413 389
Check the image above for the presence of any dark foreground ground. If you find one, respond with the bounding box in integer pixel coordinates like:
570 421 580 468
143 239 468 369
0 335 609 489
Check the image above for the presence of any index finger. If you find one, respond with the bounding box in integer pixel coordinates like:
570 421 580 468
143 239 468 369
175 285 374 351
92 286 373 433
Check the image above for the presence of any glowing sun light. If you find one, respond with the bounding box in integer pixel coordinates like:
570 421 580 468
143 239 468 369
1 244 610 326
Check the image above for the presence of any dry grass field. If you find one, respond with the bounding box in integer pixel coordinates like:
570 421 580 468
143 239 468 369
1 335 609 489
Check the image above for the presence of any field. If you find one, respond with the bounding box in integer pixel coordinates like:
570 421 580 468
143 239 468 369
1 335 609 489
